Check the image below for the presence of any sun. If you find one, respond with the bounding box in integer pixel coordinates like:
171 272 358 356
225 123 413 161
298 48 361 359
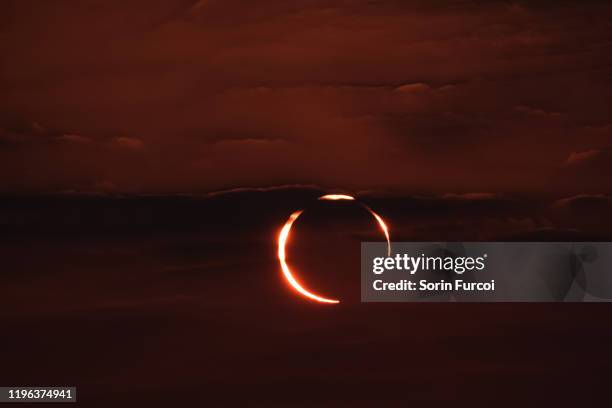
277 194 391 304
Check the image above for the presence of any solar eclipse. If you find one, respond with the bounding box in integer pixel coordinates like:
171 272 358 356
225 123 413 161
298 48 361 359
277 194 391 304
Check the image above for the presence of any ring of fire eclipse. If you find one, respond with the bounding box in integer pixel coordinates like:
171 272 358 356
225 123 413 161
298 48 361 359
277 194 391 304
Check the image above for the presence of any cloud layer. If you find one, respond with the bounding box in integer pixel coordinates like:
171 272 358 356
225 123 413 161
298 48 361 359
1 0 611 193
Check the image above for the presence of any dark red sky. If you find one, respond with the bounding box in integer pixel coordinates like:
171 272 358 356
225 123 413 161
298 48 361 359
1 0 611 193
1 4 612 403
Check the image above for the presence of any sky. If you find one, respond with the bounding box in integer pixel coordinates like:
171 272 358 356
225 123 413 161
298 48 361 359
1 188 612 405
1 0 611 194
1 3 612 404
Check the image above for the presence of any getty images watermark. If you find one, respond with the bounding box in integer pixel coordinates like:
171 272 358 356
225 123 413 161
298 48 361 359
361 242 612 302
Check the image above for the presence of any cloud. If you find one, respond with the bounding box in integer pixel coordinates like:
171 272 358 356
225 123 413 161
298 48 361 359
394 83 432 93
111 137 144 149
58 133 93 144
514 105 563 119
565 149 606 166
553 148 612 193
549 194 612 232
206 184 322 198
1 1 612 193
552 194 610 210
0 122 60 146
189 0 209 15
1 123 95 146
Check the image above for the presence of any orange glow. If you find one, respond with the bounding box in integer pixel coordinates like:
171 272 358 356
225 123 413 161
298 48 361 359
277 196 391 304
277 210 340 304
363 205 391 256
318 194 356 201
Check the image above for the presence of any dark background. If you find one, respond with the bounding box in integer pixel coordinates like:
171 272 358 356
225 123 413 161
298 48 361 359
1 1 611 406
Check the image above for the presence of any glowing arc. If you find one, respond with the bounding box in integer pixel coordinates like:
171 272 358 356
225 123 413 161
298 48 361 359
277 194 392 304
318 194 356 201
277 210 340 304
319 195 390 255
363 205 391 257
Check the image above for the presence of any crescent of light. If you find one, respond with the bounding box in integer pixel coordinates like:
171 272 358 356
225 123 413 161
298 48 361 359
277 194 391 304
